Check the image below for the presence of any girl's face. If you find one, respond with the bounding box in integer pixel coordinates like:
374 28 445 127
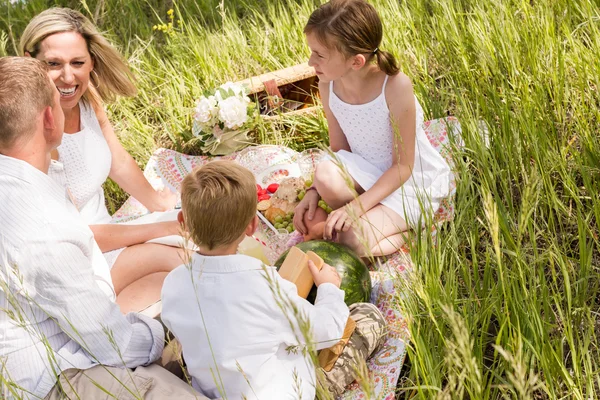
35 31 94 111
306 32 353 83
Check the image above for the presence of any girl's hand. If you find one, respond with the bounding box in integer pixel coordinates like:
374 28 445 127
324 201 363 240
307 260 341 288
149 188 178 212
293 189 320 235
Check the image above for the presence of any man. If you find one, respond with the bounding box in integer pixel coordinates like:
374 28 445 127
0 57 205 400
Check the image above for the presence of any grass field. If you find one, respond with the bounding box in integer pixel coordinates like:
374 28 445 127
2 0 599 398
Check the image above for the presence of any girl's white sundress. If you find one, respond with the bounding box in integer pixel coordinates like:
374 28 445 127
328 77 451 227
49 101 124 268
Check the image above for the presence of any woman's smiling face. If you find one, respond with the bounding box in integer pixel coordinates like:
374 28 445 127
35 31 94 111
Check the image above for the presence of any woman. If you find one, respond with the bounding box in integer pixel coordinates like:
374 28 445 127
20 8 185 313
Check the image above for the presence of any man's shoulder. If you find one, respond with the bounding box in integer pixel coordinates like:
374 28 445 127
0 175 91 249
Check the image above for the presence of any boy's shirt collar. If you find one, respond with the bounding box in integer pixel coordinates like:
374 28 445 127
189 252 273 273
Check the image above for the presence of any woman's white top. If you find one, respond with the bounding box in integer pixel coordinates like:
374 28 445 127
50 101 113 225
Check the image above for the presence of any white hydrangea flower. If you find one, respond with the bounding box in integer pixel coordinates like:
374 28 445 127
218 96 249 129
194 95 217 124
215 81 245 101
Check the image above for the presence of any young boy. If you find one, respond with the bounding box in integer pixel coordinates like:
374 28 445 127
161 161 350 399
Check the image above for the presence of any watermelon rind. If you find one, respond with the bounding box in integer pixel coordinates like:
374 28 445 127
274 240 371 306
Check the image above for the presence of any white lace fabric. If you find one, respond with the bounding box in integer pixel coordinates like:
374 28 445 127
51 101 113 225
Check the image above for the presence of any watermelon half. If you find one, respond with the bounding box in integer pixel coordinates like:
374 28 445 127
274 240 371 306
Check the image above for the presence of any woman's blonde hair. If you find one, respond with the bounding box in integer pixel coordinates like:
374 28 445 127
20 7 137 107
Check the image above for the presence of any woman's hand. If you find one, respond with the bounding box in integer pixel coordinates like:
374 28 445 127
148 188 178 212
323 201 363 241
293 189 320 235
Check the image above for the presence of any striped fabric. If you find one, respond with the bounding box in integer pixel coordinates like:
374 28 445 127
0 155 164 400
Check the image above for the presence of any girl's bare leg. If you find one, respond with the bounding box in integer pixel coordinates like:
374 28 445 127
314 160 410 256
337 204 410 257
313 160 363 209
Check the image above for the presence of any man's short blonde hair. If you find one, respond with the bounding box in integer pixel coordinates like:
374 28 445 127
181 160 257 250
0 57 54 150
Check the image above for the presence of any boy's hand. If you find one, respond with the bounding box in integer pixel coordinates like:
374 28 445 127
308 260 341 288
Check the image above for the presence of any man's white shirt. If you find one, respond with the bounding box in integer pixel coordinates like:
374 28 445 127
0 155 164 399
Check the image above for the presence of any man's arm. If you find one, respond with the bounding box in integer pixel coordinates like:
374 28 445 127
15 235 164 367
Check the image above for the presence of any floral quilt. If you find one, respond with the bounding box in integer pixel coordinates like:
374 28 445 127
111 117 461 399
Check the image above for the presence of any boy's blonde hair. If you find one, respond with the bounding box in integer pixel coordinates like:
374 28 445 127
181 160 257 250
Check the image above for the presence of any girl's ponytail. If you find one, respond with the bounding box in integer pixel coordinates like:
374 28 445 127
375 49 399 76
306 0 400 75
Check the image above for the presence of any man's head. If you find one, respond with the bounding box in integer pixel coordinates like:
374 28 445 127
180 160 258 251
0 56 63 153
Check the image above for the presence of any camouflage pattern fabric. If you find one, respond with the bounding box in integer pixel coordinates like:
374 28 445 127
319 303 388 397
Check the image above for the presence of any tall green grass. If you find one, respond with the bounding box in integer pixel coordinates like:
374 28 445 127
2 0 599 398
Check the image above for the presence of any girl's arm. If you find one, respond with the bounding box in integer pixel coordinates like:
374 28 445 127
90 221 181 252
94 104 177 212
351 73 416 213
319 80 351 152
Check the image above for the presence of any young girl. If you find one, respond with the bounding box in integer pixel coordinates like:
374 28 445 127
294 0 451 257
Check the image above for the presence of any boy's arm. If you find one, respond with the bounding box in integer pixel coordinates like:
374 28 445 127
275 274 349 351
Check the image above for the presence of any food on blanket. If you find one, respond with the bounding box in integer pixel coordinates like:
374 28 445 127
305 179 313 188
272 211 295 233
318 200 334 214
278 247 324 298
273 177 305 203
264 207 286 224
267 183 279 193
301 207 328 241
258 193 271 201
266 176 305 214
262 168 290 184
297 190 305 201
270 197 295 213
257 199 272 211
275 240 371 306
256 185 272 201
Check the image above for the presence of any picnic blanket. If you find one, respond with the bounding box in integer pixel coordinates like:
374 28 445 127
111 117 461 399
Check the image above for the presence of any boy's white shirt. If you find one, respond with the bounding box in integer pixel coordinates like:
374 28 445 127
161 252 350 400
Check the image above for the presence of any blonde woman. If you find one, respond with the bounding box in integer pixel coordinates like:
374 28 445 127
21 8 184 313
